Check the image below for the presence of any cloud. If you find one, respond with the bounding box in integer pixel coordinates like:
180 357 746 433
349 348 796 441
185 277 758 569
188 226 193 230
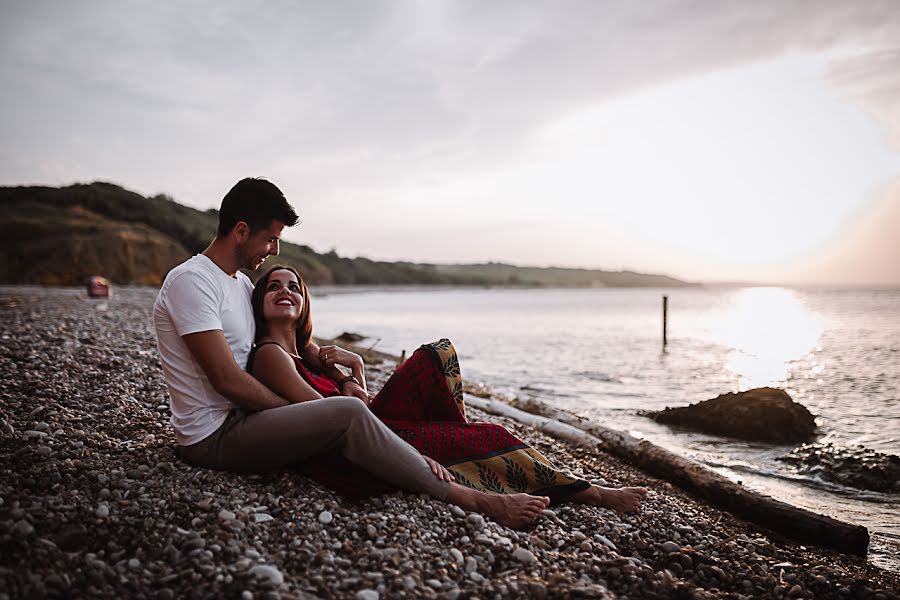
1 1 899 283
827 48 900 149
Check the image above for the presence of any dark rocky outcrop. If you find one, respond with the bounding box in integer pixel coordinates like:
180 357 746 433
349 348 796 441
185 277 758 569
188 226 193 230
779 442 900 494
0 206 191 286
647 387 816 444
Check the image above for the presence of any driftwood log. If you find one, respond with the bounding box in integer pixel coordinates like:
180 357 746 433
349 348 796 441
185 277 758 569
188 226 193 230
465 395 869 556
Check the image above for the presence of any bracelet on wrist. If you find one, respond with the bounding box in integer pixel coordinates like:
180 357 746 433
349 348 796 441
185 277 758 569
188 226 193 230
338 375 360 388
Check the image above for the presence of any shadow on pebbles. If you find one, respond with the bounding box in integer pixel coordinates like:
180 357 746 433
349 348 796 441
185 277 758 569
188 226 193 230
0 287 897 599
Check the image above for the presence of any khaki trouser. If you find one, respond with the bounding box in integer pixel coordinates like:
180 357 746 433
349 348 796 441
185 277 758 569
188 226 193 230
179 396 449 500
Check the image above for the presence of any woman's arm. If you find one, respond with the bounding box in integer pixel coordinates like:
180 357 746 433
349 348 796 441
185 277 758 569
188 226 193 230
250 344 324 404
302 341 369 401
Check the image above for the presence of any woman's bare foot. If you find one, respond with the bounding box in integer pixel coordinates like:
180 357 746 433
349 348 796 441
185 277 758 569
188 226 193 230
484 493 551 528
446 483 550 528
574 485 647 513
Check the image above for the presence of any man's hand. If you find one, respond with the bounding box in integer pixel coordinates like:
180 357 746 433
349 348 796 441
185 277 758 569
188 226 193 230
423 456 455 482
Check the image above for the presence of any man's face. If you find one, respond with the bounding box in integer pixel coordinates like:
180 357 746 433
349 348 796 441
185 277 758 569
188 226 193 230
238 220 285 271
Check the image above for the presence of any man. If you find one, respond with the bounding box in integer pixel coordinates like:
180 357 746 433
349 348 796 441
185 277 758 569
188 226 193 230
153 177 552 528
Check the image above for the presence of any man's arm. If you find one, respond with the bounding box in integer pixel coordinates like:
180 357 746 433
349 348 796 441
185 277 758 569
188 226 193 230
183 330 290 411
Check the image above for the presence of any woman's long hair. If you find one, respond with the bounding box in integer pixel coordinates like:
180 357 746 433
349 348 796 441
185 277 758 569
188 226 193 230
251 264 312 352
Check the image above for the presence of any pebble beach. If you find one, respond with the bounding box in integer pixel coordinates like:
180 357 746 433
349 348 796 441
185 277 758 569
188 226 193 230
1 287 897 599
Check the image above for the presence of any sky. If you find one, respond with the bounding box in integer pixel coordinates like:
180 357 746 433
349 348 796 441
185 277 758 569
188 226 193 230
2 1 900 285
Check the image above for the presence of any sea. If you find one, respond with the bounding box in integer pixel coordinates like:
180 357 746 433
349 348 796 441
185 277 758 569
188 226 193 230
309 285 900 571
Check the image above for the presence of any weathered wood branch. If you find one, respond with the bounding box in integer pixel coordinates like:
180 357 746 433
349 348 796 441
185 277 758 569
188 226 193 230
466 395 869 556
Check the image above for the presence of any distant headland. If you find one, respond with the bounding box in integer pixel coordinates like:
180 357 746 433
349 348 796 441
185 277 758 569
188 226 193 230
0 182 697 288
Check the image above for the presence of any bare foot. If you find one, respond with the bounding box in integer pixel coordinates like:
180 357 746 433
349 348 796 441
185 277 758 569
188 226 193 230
446 483 550 529
484 493 551 529
574 485 647 513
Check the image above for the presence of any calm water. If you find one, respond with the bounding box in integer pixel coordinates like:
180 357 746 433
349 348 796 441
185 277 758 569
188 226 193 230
310 286 900 570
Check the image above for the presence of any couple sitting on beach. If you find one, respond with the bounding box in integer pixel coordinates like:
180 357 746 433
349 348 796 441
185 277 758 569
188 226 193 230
153 177 645 528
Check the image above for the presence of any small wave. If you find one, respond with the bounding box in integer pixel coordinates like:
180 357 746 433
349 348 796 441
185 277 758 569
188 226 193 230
518 385 573 399
573 371 624 384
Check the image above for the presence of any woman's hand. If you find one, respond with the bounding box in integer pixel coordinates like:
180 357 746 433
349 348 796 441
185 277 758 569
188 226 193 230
319 345 363 370
341 380 371 405
423 456 455 482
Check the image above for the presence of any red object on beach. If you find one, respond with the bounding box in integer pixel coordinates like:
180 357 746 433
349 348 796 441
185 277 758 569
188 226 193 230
286 341 590 502
86 276 112 298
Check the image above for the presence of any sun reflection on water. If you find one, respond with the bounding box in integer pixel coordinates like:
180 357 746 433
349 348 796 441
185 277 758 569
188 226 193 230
710 288 824 390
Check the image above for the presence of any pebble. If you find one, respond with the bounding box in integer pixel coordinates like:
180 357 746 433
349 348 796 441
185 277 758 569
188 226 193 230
450 505 465 518
529 582 548 600
218 510 236 521
449 548 464 566
249 564 284 586
465 513 485 530
254 513 273 523
464 556 477 574
512 548 537 565
318 510 333 525
15 519 34 536
356 590 379 600
95 504 110 519
660 541 680 553
596 534 617 551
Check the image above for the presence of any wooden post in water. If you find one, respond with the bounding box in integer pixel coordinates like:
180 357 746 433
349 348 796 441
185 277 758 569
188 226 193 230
662 295 668 349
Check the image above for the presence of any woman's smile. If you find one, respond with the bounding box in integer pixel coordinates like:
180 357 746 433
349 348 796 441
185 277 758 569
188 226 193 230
263 270 304 319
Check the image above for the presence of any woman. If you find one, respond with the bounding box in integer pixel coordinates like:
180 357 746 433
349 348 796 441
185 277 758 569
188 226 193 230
249 265 645 515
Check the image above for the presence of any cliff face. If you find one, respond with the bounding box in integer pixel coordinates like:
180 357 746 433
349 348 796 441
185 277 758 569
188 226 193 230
0 206 189 286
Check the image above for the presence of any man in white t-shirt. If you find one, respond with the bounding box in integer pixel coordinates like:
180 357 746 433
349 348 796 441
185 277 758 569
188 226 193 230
152 177 552 527
154 177 369 444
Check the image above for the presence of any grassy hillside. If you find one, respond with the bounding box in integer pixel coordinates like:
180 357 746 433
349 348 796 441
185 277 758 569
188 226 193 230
0 182 696 287
434 263 691 288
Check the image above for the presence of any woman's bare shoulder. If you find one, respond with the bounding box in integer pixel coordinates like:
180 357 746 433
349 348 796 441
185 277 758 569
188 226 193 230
251 343 295 374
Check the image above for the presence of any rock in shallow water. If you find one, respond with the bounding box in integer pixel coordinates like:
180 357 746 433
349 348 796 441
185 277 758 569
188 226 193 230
779 442 900 493
648 387 816 443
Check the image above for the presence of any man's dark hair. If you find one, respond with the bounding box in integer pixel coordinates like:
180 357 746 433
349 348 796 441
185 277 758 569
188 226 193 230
216 178 299 237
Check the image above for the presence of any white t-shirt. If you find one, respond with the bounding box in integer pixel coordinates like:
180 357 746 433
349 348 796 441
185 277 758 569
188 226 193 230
153 254 255 445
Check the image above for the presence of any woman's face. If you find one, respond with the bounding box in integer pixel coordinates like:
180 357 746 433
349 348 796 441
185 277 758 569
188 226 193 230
262 269 304 323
